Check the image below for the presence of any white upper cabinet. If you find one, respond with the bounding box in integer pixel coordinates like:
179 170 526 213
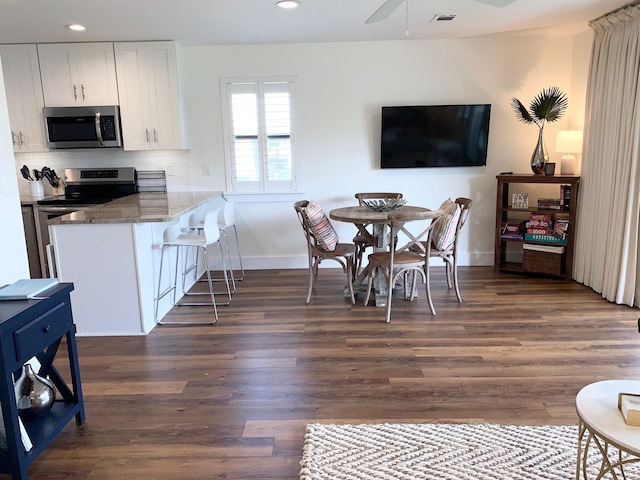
38 43 119 107
114 41 187 150
0 44 47 152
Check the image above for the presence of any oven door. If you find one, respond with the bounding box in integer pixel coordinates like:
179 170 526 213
37 205 92 277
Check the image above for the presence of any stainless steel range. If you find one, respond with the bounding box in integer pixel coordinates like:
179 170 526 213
36 167 138 277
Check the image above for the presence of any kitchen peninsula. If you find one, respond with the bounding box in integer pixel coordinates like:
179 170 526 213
48 191 223 336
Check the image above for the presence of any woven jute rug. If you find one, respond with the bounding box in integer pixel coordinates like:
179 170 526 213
300 422 639 480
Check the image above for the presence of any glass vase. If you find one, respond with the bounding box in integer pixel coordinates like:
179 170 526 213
530 128 548 175
14 363 56 420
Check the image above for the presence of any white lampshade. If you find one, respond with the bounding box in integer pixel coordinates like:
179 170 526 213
555 130 583 154
555 130 583 175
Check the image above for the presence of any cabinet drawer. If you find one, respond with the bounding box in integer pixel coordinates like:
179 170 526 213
13 301 71 361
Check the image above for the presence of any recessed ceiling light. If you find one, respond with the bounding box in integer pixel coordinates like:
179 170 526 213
276 0 300 9
65 24 86 31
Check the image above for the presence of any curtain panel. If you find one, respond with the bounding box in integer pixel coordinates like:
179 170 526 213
574 4 640 307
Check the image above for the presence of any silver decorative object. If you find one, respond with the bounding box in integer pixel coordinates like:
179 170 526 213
530 128 548 175
362 198 408 212
14 363 56 420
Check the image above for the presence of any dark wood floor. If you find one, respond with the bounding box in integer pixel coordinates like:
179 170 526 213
19 267 640 479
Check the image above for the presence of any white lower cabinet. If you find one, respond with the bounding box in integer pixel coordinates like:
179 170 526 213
0 44 47 152
114 41 188 150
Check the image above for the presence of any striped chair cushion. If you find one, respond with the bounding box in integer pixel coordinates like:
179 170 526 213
432 199 461 250
303 201 338 252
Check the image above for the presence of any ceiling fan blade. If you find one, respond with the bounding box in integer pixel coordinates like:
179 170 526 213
473 0 517 7
365 0 406 24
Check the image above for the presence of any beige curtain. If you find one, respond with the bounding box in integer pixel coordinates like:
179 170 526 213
574 4 640 307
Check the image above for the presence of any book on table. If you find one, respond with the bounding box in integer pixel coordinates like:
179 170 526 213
618 393 640 426
0 278 59 301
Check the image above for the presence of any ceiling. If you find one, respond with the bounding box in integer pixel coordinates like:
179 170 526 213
0 0 632 46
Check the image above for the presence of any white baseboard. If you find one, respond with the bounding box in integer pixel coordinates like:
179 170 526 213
234 252 495 271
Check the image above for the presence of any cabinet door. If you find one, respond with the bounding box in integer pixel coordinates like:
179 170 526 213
114 41 186 151
74 43 119 106
145 42 185 150
38 43 118 106
37 44 80 106
114 42 153 150
0 44 47 152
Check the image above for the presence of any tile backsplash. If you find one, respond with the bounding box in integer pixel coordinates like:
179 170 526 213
15 149 193 196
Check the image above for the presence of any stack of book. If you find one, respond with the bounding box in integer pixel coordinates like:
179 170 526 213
537 198 561 210
0 278 59 301
619 393 640 426
500 222 523 239
524 213 568 244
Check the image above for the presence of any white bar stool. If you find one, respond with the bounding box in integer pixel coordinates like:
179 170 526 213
190 197 244 295
180 206 233 306
218 199 245 282
186 200 236 298
154 208 230 325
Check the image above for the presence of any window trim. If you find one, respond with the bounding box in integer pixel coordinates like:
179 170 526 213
220 76 302 195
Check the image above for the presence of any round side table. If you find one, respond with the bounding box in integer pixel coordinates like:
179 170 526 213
576 380 640 479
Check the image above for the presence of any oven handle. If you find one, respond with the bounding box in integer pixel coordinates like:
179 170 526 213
38 205 92 215
95 112 104 146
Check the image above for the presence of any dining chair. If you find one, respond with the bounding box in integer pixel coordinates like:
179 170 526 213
428 197 472 302
294 200 356 305
353 192 404 275
363 209 443 323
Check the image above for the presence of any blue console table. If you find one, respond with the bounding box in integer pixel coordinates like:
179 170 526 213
0 283 85 479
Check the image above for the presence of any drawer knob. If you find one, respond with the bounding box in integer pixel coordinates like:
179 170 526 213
42 325 51 333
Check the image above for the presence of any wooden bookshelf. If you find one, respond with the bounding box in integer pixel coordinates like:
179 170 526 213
494 174 580 280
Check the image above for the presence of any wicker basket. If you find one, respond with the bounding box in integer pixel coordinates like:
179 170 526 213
522 249 565 276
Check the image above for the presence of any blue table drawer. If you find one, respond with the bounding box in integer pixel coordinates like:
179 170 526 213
13 301 71 361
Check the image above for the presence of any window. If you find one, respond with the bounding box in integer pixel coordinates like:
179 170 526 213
221 78 300 194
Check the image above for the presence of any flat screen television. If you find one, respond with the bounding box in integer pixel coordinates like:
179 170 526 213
380 104 491 169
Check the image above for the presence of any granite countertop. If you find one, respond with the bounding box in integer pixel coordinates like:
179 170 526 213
20 194 66 205
49 191 223 225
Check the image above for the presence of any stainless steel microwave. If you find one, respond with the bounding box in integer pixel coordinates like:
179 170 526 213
43 105 123 149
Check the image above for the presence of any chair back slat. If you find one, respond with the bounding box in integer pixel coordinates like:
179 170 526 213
294 200 314 248
389 210 443 256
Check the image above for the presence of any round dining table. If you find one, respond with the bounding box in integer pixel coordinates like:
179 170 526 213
329 205 431 307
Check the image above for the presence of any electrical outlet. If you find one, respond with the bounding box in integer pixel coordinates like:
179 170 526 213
165 165 175 176
202 164 211 176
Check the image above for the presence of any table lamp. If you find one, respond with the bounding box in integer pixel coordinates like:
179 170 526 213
555 130 583 175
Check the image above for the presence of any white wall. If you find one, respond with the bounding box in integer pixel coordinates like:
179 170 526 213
182 33 583 268
9 32 593 271
0 58 30 284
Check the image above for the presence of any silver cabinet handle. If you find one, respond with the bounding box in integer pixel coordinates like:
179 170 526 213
145 129 150 143
11 131 17 145
153 129 159 144
81 84 86 101
19 131 25 145
73 84 78 101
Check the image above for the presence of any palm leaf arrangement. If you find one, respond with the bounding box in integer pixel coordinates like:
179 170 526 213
510 86 568 174
510 86 568 128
